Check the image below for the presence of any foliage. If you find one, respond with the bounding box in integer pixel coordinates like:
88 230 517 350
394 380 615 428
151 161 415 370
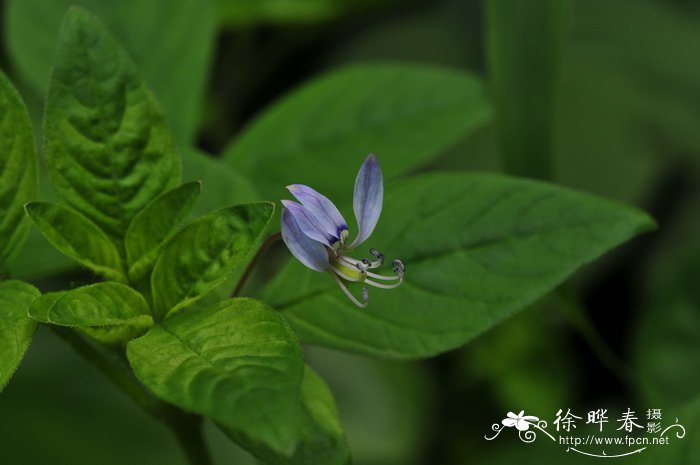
2 0 694 464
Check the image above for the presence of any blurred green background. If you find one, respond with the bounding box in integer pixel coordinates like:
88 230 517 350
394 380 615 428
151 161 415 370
1 0 700 463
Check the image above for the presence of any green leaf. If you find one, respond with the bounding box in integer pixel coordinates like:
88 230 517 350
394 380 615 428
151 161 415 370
216 0 388 26
294 367 351 465
0 280 40 390
127 298 304 456
28 283 152 345
0 71 38 271
261 172 655 359
44 7 180 242
6 0 215 144
182 149 261 217
223 63 492 201
27 282 151 327
222 365 351 465
25 201 126 282
304 347 430 465
485 0 569 179
125 182 201 283
151 202 274 319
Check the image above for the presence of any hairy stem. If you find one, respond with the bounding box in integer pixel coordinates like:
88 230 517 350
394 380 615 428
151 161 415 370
50 326 213 465
232 232 282 297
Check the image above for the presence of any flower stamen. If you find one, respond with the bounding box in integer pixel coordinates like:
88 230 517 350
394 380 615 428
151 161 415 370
369 248 385 267
331 272 368 308
392 259 405 279
331 265 364 282
365 278 403 289
365 270 402 281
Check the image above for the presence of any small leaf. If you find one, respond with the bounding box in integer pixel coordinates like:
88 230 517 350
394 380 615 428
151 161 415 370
0 280 40 390
28 283 153 344
151 202 274 318
222 365 351 465
44 7 180 242
125 181 201 282
262 172 655 359
223 63 492 201
25 201 126 282
0 70 38 271
127 298 304 455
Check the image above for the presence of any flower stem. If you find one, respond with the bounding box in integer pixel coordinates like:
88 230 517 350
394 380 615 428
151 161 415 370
49 326 213 465
231 232 282 297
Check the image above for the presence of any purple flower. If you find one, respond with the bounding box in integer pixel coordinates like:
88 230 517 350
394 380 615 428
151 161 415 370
281 154 404 307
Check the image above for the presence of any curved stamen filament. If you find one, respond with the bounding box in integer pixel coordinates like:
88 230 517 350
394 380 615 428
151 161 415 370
337 252 382 269
365 278 403 289
366 270 402 281
330 272 368 308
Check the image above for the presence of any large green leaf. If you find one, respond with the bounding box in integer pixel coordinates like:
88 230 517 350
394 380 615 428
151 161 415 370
125 182 201 283
0 280 40 390
261 172 655 359
182 149 260 217
0 71 38 271
151 202 274 318
223 365 351 465
127 298 304 456
6 0 215 144
485 0 569 179
25 202 126 283
44 8 180 242
223 63 492 201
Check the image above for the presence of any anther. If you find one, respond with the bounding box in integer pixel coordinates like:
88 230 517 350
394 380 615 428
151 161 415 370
392 259 405 278
362 286 369 303
369 248 385 265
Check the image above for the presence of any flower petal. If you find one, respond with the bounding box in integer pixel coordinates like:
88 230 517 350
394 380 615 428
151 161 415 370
515 419 531 431
281 207 329 272
281 200 337 247
287 184 348 239
522 415 539 423
502 418 517 427
507 412 519 419
349 154 383 248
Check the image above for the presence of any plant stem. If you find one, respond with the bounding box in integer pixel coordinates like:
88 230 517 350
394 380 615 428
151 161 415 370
169 415 212 465
555 288 634 387
50 326 213 465
485 0 569 180
232 232 282 297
